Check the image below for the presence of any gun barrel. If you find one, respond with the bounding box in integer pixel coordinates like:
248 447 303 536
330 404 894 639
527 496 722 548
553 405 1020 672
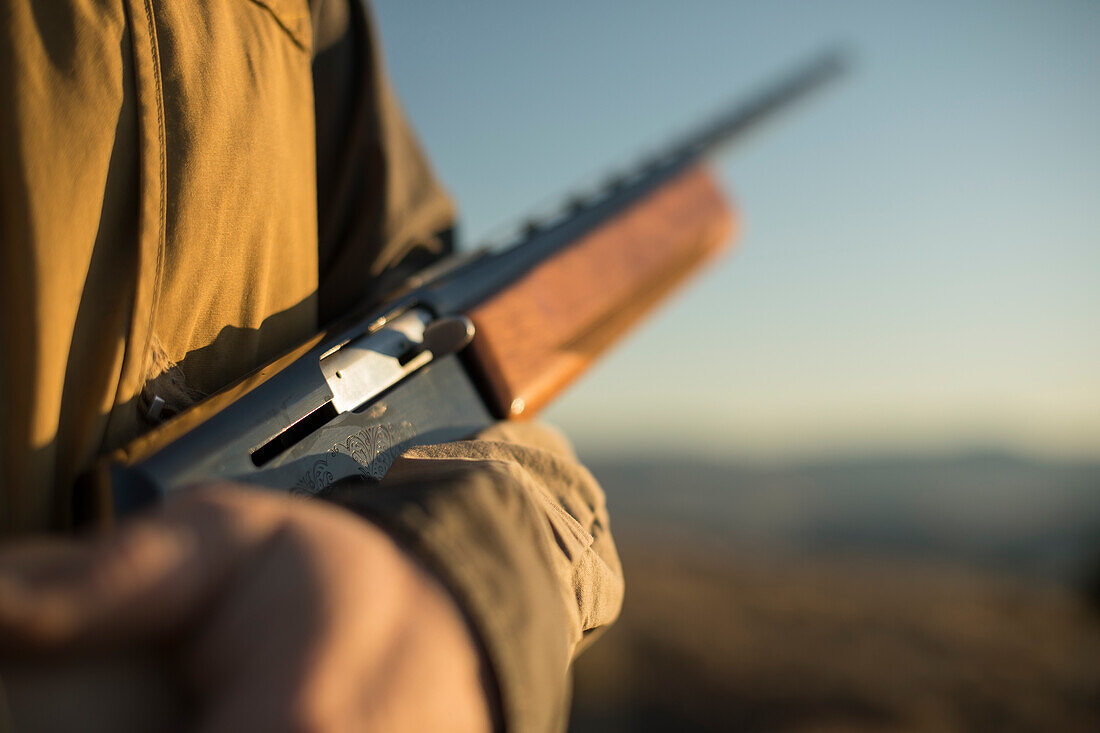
684 47 849 160
425 48 848 317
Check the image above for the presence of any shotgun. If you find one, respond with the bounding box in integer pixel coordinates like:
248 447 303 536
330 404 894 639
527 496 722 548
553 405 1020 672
81 50 846 523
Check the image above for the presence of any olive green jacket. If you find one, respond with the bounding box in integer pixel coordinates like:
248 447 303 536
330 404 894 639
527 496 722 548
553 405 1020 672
0 1 622 729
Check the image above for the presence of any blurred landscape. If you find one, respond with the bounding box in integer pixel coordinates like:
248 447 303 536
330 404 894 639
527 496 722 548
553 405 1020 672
370 2 1100 729
568 452 1100 731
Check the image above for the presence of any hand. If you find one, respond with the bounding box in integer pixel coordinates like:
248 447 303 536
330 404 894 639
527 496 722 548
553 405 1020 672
0 485 493 732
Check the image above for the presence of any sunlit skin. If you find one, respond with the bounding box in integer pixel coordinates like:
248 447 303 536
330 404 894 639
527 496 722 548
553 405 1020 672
0 486 493 732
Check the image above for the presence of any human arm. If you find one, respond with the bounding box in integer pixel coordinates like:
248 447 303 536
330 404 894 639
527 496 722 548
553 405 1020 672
0 420 622 732
0 484 493 732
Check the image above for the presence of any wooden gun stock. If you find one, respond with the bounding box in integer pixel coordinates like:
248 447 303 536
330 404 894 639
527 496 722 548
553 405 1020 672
465 165 735 418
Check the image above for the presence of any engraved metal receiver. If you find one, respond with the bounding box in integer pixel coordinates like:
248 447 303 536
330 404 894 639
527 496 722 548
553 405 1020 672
91 307 492 520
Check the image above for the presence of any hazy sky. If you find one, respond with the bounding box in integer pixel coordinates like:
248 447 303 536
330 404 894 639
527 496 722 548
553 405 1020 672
373 1 1100 460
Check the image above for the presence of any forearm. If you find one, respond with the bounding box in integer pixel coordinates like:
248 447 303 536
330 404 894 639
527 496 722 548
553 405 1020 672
329 421 624 732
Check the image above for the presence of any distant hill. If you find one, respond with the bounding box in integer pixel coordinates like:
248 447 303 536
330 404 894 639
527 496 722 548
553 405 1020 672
582 451 1100 583
570 531 1100 732
567 453 1100 731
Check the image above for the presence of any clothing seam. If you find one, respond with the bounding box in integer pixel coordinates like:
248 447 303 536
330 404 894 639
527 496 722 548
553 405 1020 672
138 0 167 388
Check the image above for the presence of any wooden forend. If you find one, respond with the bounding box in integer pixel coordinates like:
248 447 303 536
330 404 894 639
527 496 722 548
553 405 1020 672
464 164 737 418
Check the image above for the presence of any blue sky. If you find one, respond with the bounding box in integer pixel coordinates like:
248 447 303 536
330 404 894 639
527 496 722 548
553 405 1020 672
373 1 1100 460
